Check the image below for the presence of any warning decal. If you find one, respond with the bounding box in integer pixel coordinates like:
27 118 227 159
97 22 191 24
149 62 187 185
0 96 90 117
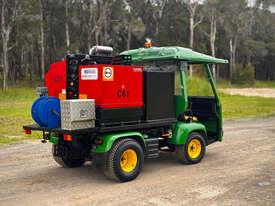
81 68 98 80
103 67 114 81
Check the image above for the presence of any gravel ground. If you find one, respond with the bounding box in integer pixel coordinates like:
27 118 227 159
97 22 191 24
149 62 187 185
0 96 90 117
221 88 275 98
0 117 274 206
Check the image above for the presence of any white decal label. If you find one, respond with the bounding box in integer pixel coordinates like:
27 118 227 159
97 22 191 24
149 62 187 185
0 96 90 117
103 67 114 81
132 67 142 72
81 68 98 80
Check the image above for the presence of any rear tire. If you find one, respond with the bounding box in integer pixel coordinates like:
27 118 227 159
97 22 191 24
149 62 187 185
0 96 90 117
175 132 206 164
104 138 144 182
52 145 85 168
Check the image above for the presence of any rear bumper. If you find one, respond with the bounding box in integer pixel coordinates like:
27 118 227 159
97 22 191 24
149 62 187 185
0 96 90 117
23 124 97 135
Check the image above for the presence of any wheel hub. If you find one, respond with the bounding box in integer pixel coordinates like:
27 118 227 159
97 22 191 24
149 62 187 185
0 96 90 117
187 139 202 159
120 149 137 173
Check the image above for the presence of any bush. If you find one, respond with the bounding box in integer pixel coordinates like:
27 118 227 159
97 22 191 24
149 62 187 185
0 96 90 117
232 64 255 85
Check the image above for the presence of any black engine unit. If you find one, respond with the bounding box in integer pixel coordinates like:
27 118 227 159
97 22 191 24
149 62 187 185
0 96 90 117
143 69 175 122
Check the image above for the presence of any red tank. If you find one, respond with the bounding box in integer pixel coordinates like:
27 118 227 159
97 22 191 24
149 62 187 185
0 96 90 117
45 61 143 109
78 65 143 108
45 60 66 97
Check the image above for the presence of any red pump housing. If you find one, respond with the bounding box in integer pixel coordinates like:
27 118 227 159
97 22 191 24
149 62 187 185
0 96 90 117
78 65 143 108
45 62 143 109
45 60 66 97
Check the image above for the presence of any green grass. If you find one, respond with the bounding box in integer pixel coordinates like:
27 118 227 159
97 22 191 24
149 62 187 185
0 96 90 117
187 76 213 96
188 76 275 119
1 80 275 144
0 87 41 144
220 93 275 119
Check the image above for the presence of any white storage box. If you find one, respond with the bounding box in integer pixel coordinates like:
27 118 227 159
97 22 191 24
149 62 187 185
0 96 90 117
61 99 95 130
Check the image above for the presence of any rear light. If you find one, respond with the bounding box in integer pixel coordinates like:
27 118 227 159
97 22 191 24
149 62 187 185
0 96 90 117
24 129 32 135
63 134 72 141
79 94 87 99
95 138 103 145
58 93 66 100
58 89 66 100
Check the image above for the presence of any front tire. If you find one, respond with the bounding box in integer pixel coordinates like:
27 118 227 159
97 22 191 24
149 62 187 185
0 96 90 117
175 132 206 164
104 138 144 182
52 145 85 168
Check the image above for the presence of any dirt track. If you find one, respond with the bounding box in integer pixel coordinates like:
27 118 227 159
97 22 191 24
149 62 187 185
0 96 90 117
221 88 275 98
0 118 275 206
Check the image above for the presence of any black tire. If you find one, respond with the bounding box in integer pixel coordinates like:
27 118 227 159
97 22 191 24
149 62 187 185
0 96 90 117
175 132 206 164
104 138 144 182
52 145 85 168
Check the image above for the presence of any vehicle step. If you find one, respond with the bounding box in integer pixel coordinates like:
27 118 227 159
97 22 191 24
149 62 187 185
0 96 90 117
145 138 159 159
146 153 159 159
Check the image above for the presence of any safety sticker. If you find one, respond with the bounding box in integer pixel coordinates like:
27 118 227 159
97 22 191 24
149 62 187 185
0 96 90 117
132 67 142 72
103 67 114 81
81 68 98 80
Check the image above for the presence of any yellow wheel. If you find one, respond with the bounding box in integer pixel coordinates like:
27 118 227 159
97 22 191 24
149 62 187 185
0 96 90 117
104 138 144 182
120 149 138 173
175 132 206 164
187 139 202 159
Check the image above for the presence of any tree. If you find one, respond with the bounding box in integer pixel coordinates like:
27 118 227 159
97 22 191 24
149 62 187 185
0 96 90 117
65 0 70 49
182 0 203 76
0 0 275 86
203 0 220 80
182 0 203 49
39 0 45 82
219 0 251 80
1 0 17 91
123 0 144 49
151 0 168 36
86 0 95 49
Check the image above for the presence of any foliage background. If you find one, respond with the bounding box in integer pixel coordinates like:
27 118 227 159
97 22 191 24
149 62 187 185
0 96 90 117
0 0 275 89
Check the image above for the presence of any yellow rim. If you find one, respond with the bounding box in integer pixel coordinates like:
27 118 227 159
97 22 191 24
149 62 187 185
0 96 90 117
187 139 202 159
120 149 138 173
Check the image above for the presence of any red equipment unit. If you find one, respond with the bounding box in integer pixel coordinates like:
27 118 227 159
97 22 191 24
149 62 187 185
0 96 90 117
45 58 144 125
45 61 66 97
78 65 143 109
78 64 144 125
45 62 143 109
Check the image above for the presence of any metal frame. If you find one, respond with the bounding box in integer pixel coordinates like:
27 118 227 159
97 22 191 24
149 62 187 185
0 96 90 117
23 118 176 135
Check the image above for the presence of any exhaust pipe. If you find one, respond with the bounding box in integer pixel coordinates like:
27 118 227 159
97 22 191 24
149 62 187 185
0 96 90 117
89 46 113 56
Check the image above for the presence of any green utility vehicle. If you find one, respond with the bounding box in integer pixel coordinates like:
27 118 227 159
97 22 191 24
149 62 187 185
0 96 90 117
24 46 228 182
119 46 228 170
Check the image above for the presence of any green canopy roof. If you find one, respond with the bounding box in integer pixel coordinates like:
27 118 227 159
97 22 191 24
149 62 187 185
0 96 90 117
121 46 228 64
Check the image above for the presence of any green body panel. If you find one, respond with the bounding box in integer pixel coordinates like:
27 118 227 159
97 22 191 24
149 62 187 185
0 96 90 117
175 63 188 117
205 64 223 141
92 131 146 153
170 122 207 145
200 120 217 133
173 64 224 142
49 133 58 145
175 95 186 118
121 46 228 64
